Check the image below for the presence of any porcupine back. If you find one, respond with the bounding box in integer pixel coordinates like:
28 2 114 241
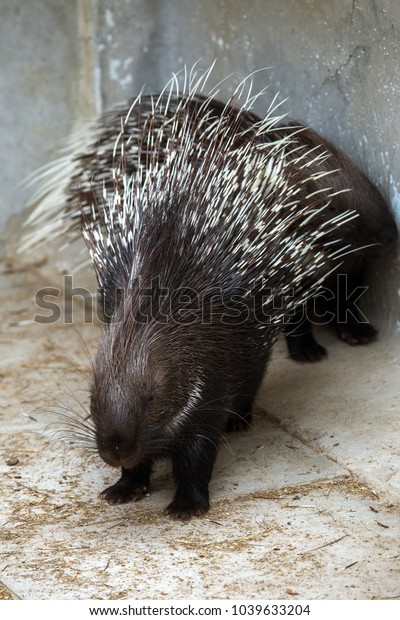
22 68 397 367
273 122 397 258
81 79 351 325
21 72 396 257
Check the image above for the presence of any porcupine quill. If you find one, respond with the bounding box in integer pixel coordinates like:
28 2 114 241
22 67 397 364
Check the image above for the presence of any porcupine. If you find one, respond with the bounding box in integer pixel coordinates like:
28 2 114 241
23 79 397 364
72 75 359 519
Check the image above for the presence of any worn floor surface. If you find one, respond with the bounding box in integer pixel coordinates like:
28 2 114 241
0 254 399 599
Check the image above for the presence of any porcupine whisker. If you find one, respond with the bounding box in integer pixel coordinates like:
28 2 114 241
51 426 95 445
43 417 95 459
71 324 96 374
175 431 221 454
219 434 237 456
50 404 94 432
50 371 91 421
174 389 250 413
47 428 95 451
194 433 225 454
47 435 96 467
162 394 256 442
22 382 87 417
52 439 98 470
59 432 96 448
223 409 256 429
41 400 93 423
55 354 92 392
45 406 95 435
195 400 258 432
24 382 96 447
170 400 258 449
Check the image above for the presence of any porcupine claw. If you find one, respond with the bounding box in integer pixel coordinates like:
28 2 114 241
165 494 210 520
100 464 151 504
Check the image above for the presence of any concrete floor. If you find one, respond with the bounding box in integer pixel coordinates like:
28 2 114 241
0 251 399 600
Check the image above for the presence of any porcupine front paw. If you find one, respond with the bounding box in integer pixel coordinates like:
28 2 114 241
166 435 217 519
100 464 151 505
100 480 149 504
165 491 210 520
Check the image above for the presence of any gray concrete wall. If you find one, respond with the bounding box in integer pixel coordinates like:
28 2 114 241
1 0 399 334
0 1 80 230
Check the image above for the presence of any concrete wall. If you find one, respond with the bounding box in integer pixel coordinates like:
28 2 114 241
1 0 399 335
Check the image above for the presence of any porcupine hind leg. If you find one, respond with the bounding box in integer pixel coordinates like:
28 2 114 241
334 272 377 345
284 304 327 363
166 434 219 519
100 460 152 504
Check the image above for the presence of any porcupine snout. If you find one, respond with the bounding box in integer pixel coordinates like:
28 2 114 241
90 371 149 469
89 326 178 471
95 430 140 469
93 402 144 468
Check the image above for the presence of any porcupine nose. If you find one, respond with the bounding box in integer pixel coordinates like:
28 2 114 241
97 434 139 468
